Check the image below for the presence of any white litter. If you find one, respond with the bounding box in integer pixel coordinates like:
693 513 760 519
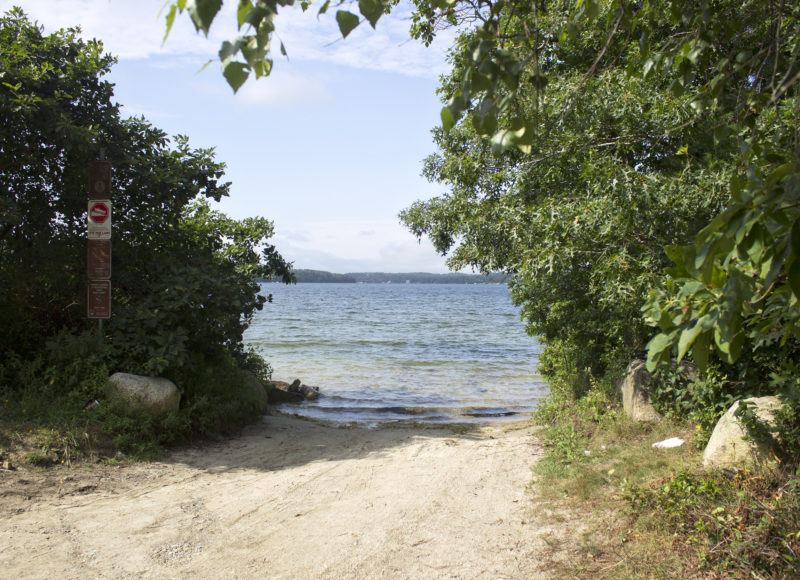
652 437 685 449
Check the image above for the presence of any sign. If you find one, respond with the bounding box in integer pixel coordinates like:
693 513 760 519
88 200 111 239
87 239 111 280
89 161 112 197
87 160 112 322
87 280 111 319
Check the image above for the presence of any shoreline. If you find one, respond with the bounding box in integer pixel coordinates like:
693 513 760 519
0 413 579 578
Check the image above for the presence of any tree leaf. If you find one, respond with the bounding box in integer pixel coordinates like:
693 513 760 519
677 318 705 361
789 258 800 299
222 61 249 92
646 331 678 372
441 106 456 131
358 0 383 28
692 330 710 372
163 4 178 44
237 0 253 29
186 0 223 35
336 11 360 38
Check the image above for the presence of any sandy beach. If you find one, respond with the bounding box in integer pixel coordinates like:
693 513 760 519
0 414 578 579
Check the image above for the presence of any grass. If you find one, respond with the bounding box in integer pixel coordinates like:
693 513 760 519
532 384 800 578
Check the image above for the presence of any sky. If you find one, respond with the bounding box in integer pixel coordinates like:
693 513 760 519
2 0 460 273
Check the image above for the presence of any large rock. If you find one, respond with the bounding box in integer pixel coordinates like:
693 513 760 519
267 381 304 403
266 379 320 403
106 372 180 416
703 396 782 470
617 360 662 422
299 384 320 401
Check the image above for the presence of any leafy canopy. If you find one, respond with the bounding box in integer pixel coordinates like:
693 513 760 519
167 1 800 396
1 7 294 383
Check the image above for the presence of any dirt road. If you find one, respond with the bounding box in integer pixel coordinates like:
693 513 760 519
0 415 576 579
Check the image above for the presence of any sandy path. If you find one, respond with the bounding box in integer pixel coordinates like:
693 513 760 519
0 415 572 579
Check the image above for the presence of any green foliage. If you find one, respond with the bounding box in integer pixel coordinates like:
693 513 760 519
626 469 800 578
775 399 800 467
0 343 275 460
163 0 397 91
0 10 293 453
1 9 293 376
400 4 731 394
162 1 800 403
159 1 800 429
651 364 747 448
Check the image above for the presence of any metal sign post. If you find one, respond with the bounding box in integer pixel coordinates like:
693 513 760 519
87 160 112 327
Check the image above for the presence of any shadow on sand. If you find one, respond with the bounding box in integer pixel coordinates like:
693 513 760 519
164 411 521 475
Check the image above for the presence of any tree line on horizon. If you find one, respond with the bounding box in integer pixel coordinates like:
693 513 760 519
267 269 510 284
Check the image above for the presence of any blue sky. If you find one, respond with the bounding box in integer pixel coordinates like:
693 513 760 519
3 0 458 272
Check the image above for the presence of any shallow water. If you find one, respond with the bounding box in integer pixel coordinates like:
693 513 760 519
245 283 547 425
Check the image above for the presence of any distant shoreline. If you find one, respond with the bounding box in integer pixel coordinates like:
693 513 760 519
263 269 510 284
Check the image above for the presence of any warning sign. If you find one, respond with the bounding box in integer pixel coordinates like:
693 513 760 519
87 280 111 319
88 200 111 239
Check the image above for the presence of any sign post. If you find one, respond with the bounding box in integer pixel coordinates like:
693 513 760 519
87 161 112 323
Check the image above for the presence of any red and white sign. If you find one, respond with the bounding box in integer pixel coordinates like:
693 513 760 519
88 200 111 239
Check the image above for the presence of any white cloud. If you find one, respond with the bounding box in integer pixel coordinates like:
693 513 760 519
0 0 216 59
1 0 454 77
236 71 329 109
274 3 454 77
273 219 449 273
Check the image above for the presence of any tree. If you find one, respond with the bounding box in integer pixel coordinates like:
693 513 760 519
166 1 800 387
0 8 293 386
400 6 736 394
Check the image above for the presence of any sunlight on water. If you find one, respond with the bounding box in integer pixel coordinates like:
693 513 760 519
245 283 547 425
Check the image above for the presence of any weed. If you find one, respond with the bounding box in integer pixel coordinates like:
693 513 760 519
625 469 800 577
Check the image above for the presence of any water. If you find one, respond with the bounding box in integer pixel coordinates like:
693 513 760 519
244 283 547 425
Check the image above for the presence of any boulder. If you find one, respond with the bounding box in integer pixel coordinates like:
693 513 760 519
266 379 321 403
267 381 304 403
703 396 782 470
617 360 662 422
299 384 320 401
106 372 180 416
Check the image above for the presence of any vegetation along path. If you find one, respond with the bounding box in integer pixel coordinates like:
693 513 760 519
0 415 580 579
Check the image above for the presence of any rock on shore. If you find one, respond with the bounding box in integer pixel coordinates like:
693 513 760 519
267 379 320 403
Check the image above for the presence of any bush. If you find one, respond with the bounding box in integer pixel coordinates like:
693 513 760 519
626 469 800 578
0 11 293 457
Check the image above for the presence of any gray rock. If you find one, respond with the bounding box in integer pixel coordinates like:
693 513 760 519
267 382 304 403
299 384 320 401
703 396 782 470
617 360 662 422
266 378 321 403
106 372 180 416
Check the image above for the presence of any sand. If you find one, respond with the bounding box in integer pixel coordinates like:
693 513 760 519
0 414 578 579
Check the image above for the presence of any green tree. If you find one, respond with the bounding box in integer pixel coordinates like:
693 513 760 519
401 7 734 394
166 1 799 386
0 8 293 389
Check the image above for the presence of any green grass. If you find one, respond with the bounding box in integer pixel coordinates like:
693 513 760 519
532 384 800 578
